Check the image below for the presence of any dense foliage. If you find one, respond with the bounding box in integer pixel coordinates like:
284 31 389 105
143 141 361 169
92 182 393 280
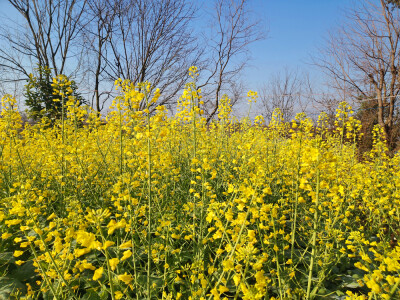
0 69 399 299
25 67 85 122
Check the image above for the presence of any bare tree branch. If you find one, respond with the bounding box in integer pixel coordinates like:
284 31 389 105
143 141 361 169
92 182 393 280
260 68 310 122
1 0 87 80
104 0 203 111
313 0 400 147
200 0 266 122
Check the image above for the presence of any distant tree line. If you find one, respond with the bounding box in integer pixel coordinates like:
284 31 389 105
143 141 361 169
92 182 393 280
1 0 399 152
312 0 400 151
252 0 400 152
0 0 264 121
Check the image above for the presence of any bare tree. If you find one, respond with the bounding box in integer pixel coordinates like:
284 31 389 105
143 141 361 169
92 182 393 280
0 0 87 80
81 0 119 113
387 0 400 7
0 0 264 116
314 0 400 147
199 0 265 123
260 68 310 122
104 0 202 111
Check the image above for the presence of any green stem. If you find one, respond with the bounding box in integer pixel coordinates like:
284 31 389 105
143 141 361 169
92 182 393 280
119 106 123 176
207 192 256 300
291 136 303 260
28 212 78 300
271 212 283 299
146 91 152 300
29 242 60 299
306 156 320 299
99 227 116 300
389 276 400 298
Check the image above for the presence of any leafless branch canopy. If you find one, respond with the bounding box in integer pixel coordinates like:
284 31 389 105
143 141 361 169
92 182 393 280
260 68 311 122
314 0 400 145
103 0 203 110
0 0 87 79
200 0 266 122
0 0 265 115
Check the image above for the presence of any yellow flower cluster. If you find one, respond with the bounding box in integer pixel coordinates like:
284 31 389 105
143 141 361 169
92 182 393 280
52 74 74 99
0 71 399 299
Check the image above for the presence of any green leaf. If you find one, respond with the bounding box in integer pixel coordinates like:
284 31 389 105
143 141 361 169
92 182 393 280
340 275 361 289
0 277 25 300
348 268 365 280
10 260 37 282
336 290 345 296
81 290 101 300
0 252 15 265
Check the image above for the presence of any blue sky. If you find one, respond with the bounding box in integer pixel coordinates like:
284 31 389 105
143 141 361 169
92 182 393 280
0 0 352 107
244 0 351 89
0 0 351 83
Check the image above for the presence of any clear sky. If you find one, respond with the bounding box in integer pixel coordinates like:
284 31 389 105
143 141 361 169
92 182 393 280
0 0 351 80
0 0 352 110
244 0 351 90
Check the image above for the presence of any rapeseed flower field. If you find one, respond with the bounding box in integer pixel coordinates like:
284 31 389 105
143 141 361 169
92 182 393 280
0 70 399 299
